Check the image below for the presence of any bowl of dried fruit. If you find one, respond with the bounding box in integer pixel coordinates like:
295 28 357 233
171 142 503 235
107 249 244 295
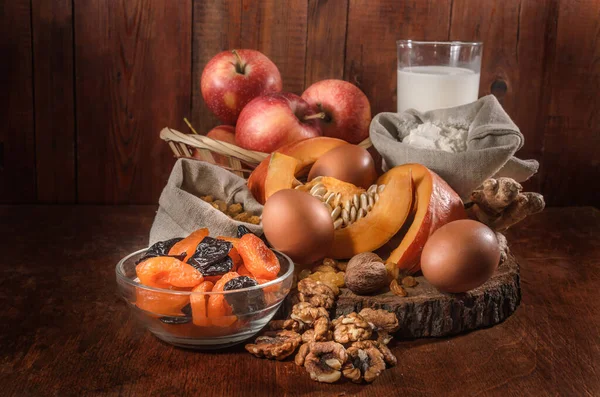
115 227 294 349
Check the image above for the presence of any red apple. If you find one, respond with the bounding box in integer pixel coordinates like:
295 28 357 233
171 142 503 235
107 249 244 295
191 125 236 167
201 49 282 125
301 79 371 144
235 93 322 153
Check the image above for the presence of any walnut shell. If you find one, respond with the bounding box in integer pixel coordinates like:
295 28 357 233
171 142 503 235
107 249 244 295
345 253 388 295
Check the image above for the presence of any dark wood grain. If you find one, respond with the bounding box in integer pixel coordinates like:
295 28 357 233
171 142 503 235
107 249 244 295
32 0 76 203
344 0 451 115
74 0 192 204
539 0 600 207
241 0 309 94
190 0 242 132
304 0 349 86
0 0 36 203
0 206 598 396
449 0 554 194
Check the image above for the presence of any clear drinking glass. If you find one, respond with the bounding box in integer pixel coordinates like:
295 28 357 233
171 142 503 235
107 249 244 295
396 40 483 113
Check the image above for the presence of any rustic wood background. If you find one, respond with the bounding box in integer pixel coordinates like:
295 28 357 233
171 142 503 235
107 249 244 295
1 0 599 206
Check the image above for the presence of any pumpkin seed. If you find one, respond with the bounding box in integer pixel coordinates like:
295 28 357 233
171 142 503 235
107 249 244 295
331 206 341 220
368 195 374 210
310 183 325 195
294 185 303 190
352 194 360 209
324 202 333 213
350 206 357 222
334 192 342 207
356 208 366 221
367 184 378 195
341 209 350 225
373 192 380 203
333 218 343 229
311 176 323 183
360 193 368 211
325 192 336 205
312 187 327 197
378 184 386 193
344 199 352 212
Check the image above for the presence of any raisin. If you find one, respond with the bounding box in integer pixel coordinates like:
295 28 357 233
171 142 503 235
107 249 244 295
186 237 233 275
135 237 185 264
237 225 253 238
159 316 191 325
223 276 265 315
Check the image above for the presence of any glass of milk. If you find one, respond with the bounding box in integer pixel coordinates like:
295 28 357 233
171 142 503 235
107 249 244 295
397 40 483 113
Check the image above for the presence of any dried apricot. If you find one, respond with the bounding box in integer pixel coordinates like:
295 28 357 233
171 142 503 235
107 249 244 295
136 256 203 289
238 234 280 280
190 281 214 327
237 264 253 277
208 272 240 327
228 247 243 270
168 228 209 261
135 287 189 317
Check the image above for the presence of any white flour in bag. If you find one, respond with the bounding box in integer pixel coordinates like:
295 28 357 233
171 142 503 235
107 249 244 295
403 121 468 153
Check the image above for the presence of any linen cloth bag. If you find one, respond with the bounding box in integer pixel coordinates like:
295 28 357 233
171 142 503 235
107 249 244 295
369 95 539 199
149 159 263 245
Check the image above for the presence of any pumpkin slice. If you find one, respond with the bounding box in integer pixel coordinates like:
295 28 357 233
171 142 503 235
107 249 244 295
296 166 413 259
385 164 466 273
248 137 349 204
264 153 300 201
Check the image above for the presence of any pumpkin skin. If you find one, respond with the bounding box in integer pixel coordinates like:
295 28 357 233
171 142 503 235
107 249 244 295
263 152 299 201
296 167 414 259
247 137 349 204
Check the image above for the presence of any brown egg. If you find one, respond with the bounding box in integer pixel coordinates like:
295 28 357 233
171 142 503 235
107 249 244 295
420 220 500 293
262 189 334 265
308 145 377 188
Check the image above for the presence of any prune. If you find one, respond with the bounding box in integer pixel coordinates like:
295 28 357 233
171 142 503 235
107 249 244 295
237 225 253 238
190 237 232 265
181 303 192 316
189 256 234 277
187 237 235 276
159 316 191 325
223 276 259 291
135 237 185 264
223 276 266 315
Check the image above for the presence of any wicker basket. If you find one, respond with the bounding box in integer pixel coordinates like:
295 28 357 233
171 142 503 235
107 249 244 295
160 126 373 179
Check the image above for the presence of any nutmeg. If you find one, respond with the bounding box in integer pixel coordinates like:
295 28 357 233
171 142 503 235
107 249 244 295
344 253 388 295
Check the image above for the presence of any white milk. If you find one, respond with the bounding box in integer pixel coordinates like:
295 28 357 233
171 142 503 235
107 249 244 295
397 66 480 113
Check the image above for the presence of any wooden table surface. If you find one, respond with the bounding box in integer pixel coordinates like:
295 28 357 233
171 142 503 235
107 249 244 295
1 206 598 396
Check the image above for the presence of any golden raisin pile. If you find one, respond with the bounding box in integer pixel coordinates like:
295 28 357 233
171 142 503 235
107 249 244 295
200 195 260 225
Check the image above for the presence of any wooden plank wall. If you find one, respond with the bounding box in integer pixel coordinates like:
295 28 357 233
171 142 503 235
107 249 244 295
1 0 598 207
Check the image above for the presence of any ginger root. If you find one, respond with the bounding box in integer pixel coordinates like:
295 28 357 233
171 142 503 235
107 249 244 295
468 177 545 231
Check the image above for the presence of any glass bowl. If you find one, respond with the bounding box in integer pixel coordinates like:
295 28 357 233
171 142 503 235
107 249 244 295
116 249 294 349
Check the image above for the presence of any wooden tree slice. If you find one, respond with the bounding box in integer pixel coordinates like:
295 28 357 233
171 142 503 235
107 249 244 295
334 254 521 338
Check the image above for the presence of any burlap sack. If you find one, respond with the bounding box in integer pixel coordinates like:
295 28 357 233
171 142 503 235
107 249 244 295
149 159 263 245
370 95 539 200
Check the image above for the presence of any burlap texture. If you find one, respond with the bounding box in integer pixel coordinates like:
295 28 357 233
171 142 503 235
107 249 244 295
149 159 263 245
369 95 538 199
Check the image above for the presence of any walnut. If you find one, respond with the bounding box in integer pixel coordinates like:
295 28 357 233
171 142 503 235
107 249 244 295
302 317 332 343
345 253 388 295
332 312 372 344
351 340 397 367
245 330 302 360
302 341 348 383
343 342 387 383
266 318 304 333
290 302 329 327
296 278 336 309
295 343 311 366
358 308 400 333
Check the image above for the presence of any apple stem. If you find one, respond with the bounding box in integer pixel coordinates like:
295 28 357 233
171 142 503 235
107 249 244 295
231 49 246 74
303 112 327 121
